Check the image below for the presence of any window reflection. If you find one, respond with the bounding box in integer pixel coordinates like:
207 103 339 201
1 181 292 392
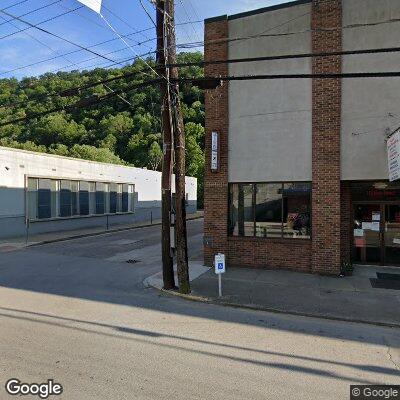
229 182 312 239
255 184 282 238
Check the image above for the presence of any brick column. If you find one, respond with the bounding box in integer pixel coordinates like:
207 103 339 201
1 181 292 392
311 0 343 275
203 17 229 266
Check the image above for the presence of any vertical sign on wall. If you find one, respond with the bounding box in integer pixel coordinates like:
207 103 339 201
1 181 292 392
387 130 400 182
211 131 219 172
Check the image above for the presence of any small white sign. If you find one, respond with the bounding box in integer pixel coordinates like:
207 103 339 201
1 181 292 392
372 212 381 222
211 132 218 171
214 253 226 274
371 222 380 232
387 130 400 181
362 222 372 230
394 238 400 245
354 229 364 237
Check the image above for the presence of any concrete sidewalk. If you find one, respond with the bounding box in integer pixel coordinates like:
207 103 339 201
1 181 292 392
0 211 203 251
146 264 400 327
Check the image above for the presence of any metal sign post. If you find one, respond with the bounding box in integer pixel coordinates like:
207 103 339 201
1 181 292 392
214 253 226 297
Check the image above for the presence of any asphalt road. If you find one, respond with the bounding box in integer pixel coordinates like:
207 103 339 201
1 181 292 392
0 219 399 399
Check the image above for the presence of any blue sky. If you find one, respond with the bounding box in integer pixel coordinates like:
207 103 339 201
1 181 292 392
0 0 286 79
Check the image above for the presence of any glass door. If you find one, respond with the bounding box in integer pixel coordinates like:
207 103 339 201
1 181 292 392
353 204 382 264
384 204 400 266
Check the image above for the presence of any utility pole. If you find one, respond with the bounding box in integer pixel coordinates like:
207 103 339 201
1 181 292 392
166 0 190 294
156 0 175 290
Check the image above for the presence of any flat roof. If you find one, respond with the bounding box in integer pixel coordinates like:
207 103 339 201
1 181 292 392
205 0 311 23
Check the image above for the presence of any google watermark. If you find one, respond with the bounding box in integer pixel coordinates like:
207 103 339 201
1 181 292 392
351 386 400 400
5 379 63 399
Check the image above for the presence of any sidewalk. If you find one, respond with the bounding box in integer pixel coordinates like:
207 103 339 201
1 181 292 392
146 263 400 327
0 211 203 251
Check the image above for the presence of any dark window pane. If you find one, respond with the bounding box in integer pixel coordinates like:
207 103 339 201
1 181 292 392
71 181 79 216
89 182 96 215
110 183 117 213
122 184 129 212
38 179 52 219
27 178 38 220
229 184 254 237
60 180 71 217
79 181 90 216
283 183 311 239
96 182 105 214
255 183 283 238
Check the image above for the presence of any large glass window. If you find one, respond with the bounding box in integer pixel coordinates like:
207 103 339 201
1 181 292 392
128 184 135 212
110 183 118 213
27 178 38 220
122 184 129 212
255 183 283 238
89 182 96 215
228 184 254 237
95 182 105 214
79 181 90 216
283 183 311 239
229 182 311 239
38 179 53 219
27 177 135 220
117 184 123 213
60 180 72 217
104 183 110 214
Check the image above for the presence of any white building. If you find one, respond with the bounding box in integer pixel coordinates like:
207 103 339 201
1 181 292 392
0 146 197 239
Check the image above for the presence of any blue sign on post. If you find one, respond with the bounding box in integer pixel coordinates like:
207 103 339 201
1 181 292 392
214 253 225 275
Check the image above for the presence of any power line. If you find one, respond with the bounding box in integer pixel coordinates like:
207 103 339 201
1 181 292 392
0 4 83 41
4 44 400 110
167 46 400 68
0 0 63 31
0 20 201 77
0 78 162 127
175 13 400 50
3 71 400 128
0 49 157 110
0 8 126 65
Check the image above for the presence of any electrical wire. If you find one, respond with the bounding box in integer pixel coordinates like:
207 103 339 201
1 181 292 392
0 20 202 77
0 78 162 127
0 0 63 30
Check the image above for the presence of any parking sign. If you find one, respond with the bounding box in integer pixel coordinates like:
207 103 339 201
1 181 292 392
214 253 225 274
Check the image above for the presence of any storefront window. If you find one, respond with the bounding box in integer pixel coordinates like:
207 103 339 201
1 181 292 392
255 183 282 238
229 182 311 239
79 181 90 216
229 184 254 236
282 183 311 239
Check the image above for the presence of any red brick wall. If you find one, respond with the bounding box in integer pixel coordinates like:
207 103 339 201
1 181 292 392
203 17 229 266
229 238 312 272
204 1 346 275
341 181 352 264
311 0 343 275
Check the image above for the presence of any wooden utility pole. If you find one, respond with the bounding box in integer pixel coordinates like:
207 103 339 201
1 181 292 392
156 0 175 290
166 0 190 294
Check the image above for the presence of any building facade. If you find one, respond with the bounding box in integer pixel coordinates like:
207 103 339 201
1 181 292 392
204 0 400 274
0 147 197 239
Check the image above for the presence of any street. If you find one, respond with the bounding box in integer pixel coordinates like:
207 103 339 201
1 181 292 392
0 219 399 399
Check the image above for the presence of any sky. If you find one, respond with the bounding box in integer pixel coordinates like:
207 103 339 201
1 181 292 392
0 0 287 79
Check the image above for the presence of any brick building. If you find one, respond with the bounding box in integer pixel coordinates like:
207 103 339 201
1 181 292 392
203 0 400 274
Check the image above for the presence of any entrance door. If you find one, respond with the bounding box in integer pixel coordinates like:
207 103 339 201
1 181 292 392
384 204 400 265
353 204 382 264
353 203 400 266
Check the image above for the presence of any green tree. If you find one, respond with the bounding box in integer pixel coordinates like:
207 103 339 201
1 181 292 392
148 141 163 171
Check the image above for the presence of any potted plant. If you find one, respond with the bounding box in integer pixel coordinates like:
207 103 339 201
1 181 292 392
340 261 354 277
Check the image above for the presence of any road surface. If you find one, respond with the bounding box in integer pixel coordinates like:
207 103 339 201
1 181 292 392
0 219 399 399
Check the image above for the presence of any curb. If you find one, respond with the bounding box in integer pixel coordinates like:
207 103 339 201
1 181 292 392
150 282 400 329
27 215 204 247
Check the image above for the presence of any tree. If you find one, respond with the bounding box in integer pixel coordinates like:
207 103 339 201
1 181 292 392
148 141 163 171
0 51 205 204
